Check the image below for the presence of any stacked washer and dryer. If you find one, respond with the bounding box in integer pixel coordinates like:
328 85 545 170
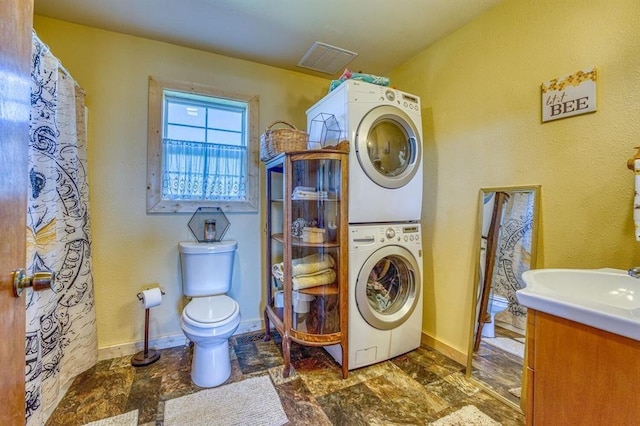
306 80 424 370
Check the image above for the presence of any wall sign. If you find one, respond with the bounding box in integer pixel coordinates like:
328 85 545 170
541 67 597 122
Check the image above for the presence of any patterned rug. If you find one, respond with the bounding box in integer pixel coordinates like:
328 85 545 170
83 410 138 426
430 405 500 425
163 375 288 426
483 337 525 358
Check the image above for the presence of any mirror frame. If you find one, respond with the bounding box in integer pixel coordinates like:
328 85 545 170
465 185 541 412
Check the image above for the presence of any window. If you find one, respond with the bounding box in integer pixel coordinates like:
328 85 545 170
147 77 259 213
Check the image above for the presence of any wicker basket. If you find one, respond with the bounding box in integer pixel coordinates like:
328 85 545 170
260 120 308 162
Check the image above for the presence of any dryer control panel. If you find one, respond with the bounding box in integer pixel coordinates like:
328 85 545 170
349 224 422 250
348 80 421 115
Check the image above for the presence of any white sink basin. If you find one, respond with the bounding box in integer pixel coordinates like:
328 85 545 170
517 268 640 341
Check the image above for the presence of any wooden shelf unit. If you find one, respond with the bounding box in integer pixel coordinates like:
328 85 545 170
263 150 349 379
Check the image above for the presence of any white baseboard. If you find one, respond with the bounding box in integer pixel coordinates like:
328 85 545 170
97 318 265 361
421 331 468 366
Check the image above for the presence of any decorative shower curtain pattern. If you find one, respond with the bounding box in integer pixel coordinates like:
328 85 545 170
491 191 534 330
26 34 97 425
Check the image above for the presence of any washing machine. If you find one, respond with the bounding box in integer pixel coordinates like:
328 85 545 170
325 223 423 369
306 80 423 223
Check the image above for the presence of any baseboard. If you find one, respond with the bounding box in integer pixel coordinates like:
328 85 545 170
97 318 265 361
421 331 468 366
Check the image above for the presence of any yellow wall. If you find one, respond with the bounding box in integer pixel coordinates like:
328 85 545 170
36 0 640 360
33 16 330 353
390 0 640 355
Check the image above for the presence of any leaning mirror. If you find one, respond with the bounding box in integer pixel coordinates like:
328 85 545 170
466 185 540 411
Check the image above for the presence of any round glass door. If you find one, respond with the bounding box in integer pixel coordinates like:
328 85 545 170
355 245 420 330
355 105 421 189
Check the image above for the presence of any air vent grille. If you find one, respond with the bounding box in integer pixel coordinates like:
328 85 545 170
297 42 357 75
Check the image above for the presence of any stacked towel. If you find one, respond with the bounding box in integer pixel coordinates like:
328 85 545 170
272 253 336 290
293 269 336 290
291 253 334 276
329 68 390 92
292 186 328 200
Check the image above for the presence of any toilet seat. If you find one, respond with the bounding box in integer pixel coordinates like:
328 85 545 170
183 295 239 328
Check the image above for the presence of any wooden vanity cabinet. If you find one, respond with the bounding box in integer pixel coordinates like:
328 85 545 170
263 150 349 379
525 309 640 425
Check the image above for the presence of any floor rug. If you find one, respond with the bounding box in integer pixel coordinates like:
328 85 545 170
163 375 288 426
509 387 522 398
483 337 525 358
83 410 138 426
430 405 500 425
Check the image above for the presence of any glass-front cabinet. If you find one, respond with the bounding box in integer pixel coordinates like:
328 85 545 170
264 150 348 379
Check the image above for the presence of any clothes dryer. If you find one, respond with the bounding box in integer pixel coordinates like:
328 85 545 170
306 80 423 223
325 223 423 369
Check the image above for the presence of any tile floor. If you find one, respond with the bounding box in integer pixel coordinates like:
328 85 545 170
46 331 525 425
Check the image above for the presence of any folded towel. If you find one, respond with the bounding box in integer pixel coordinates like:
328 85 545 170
292 253 335 276
272 253 336 283
292 191 328 198
293 268 336 290
331 68 390 90
293 186 316 193
291 186 328 200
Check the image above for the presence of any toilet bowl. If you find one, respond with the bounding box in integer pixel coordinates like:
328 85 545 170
181 295 241 387
178 240 241 388
481 294 509 338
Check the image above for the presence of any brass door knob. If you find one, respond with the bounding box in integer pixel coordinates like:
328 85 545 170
12 269 55 297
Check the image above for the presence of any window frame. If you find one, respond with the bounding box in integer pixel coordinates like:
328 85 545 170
147 77 259 213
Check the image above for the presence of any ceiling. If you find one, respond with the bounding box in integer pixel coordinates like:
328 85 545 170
33 0 502 78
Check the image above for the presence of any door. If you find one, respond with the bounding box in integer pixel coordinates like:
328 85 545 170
1 0 33 424
354 105 421 189
355 245 420 330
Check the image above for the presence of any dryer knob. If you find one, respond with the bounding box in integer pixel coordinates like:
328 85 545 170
385 228 396 239
385 90 395 102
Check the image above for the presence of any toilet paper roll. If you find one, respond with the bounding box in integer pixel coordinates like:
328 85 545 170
140 288 163 309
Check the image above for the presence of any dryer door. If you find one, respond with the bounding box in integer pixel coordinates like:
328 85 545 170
355 245 421 330
355 105 421 189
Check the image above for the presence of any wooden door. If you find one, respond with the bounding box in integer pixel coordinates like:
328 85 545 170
0 0 34 424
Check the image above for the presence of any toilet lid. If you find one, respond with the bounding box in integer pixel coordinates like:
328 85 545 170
184 295 238 324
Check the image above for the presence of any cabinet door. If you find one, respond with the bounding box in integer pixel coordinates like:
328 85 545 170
288 157 342 335
267 163 284 319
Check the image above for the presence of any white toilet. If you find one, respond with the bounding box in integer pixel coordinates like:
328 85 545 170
481 293 509 338
179 240 241 388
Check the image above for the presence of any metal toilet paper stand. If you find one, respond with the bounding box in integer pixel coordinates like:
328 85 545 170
132 289 165 367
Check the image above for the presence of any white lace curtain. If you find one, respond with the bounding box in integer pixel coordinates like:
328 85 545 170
26 33 97 425
162 138 247 200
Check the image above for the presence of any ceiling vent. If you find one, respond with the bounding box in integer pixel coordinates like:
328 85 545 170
297 42 357 75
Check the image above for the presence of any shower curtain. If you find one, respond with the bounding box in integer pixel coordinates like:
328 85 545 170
26 33 97 425
491 191 534 331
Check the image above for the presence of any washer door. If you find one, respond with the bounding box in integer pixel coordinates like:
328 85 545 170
355 245 421 330
355 105 421 189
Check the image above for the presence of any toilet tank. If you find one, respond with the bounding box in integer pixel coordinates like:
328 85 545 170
178 240 238 297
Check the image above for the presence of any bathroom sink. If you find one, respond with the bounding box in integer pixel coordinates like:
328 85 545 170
517 268 640 341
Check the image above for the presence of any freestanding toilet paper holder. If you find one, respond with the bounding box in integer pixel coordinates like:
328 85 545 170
132 289 166 367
